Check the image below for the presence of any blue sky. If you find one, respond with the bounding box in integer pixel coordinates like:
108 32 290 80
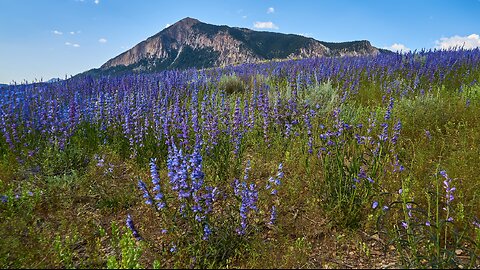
1 0 480 84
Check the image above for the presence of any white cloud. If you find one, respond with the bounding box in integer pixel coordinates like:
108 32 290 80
242 15 247 19
94 0 99 4
98 38 107 43
70 31 75 35
253 21 278 30
297 33 313 38
383 43 411 53
267 7 275 14
65 42 80 48
435 34 480 50
52 30 63 35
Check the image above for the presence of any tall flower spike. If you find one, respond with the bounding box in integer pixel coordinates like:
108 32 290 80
138 180 153 205
440 170 455 205
244 160 251 181
189 146 205 193
237 174 258 235
378 123 389 142
269 205 277 225
150 158 165 210
276 163 284 181
384 96 394 121
126 214 142 241
391 120 401 144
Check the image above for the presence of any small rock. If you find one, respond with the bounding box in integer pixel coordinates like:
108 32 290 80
381 262 397 269
389 245 396 251
371 233 381 241
459 264 464 269
455 249 463 255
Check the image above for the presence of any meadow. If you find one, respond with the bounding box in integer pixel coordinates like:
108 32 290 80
1 49 480 268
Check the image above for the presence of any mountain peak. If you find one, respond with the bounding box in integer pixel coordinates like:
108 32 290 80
171 17 201 29
99 19 386 73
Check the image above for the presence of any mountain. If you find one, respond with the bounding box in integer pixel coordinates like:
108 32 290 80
92 17 389 75
46 78 62 83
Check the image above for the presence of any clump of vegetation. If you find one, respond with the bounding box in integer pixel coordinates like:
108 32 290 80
219 74 245 95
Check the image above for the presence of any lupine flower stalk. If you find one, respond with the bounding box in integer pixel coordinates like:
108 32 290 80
126 214 142 241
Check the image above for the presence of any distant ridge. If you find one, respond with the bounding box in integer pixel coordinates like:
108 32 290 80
88 17 390 75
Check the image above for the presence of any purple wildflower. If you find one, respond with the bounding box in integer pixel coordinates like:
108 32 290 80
95 154 104 167
285 122 292 138
425 130 432 141
261 90 270 145
378 123 389 142
236 164 259 235
391 120 401 144
232 98 243 156
126 214 142 241
105 163 114 175
138 180 153 205
189 147 205 193
303 108 313 154
269 205 277 225
167 142 190 199
384 96 394 121
150 158 166 210
393 154 405 173
0 195 8 203
473 220 480 229
203 224 212 240
406 203 413 217
277 163 284 180
440 170 455 205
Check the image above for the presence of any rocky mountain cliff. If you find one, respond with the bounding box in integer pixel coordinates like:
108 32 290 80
96 17 388 74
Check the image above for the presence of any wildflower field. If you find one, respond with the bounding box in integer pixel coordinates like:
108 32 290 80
1 49 480 268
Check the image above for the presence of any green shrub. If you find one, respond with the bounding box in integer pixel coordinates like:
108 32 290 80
219 75 245 95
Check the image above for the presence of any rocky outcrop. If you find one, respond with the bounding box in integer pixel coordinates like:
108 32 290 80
100 17 385 72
